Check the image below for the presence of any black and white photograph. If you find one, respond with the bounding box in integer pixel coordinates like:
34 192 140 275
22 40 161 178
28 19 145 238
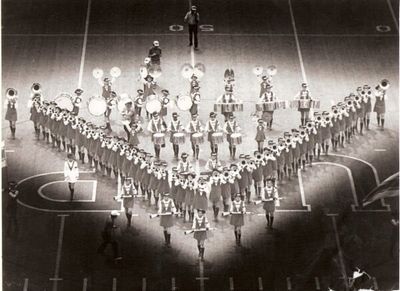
1 0 399 290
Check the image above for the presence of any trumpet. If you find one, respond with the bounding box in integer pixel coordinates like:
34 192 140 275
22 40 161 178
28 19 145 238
285 138 291 145
354 95 360 102
212 171 220 178
325 116 331 122
240 160 247 166
306 122 314 129
299 130 306 137
272 144 278 151
347 100 353 106
223 170 230 178
333 109 338 114
256 153 263 160
31 83 41 93
6 88 17 98
316 116 322 122
378 79 390 90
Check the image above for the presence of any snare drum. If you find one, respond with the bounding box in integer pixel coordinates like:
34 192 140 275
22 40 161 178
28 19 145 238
276 100 287 109
172 132 185 145
214 102 244 113
153 133 165 145
211 132 224 144
255 103 264 112
87 96 107 116
263 102 275 111
289 100 299 109
191 132 204 145
299 100 311 109
55 93 73 111
310 99 320 109
230 133 242 145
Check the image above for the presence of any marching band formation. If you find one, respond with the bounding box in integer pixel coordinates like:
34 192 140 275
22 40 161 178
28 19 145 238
4 45 391 260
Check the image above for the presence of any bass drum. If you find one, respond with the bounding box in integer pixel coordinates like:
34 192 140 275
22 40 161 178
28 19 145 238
55 93 73 111
146 99 162 114
176 95 192 111
87 96 107 116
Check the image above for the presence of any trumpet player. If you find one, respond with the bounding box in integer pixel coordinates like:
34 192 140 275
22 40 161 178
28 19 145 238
252 151 264 197
72 88 83 115
205 112 222 154
221 167 232 212
321 112 333 155
295 83 312 126
330 106 340 151
4 88 18 140
28 93 42 140
282 132 293 180
177 152 194 173
276 139 286 180
362 85 372 130
305 122 316 166
373 79 389 130
209 170 223 221
355 87 365 135
186 113 204 160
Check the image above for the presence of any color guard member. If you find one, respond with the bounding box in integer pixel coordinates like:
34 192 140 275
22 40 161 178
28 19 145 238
117 178 137 227
158 192 177 247
147 112 166 159
64 153 79 200
192 209 210 260
230 193 246 246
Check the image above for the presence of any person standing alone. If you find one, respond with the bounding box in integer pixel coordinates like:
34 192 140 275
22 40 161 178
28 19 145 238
184 6 200 50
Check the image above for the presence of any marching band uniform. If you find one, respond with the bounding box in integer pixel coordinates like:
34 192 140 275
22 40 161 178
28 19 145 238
283 133 293 180
72 88 83 115
134 89 145 117
169 168 179 203
363 85 372 130
169 112 184 159
175 175 187 219
224 116 240 160
121 102 136 140
64 154 79 200
260 85 275 129
305 125 316 166
29 94 41 139
128 121 142 146
217 86 237 121
108 139 120 180
220 169 231 212
148 41 162 66
295 83 311 126
259 76 271 98
192 210 210 260
177 153 194 173
252 153 263 196
337 105 347 148
158 193 176 247
186 114 203 160
238 156 249 201
355 87 365 135
158 163 170 197
147 113 166 159
262 180 279 229
374 85 387 130
314 120 323 159
204 153 222 173
255 119 266 153
321 113 332 155
193 178 209 211
229 165 241 200
209 171 222 220
185 175 196 222
4 91 18 140
330 112 340 151
119 178 137 227
230 194 246 246
275 143 286 181
205 112 222 154
99 77 116 133
190 92 200 117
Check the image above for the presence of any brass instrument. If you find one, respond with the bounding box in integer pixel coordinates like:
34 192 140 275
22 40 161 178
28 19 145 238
272 144 278 151
299 130 306 137
223 170 230 178
306 122 314 129
378 79 390 90
31 83 41 93
256 153 263 160
6 88 17 98
240 160 247 166
333 109 339 114
325 116 331 122
285 138 291 145
316 116 322 122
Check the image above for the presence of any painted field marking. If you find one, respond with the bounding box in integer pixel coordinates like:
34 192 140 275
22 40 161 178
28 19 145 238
286 277 292 290
23 278 29 291
5 150 15 153
327 214 349 291
386 0 399 31
372 277 379 290
142 278 147 291
112 278 117 291
77 0 92 88
288 0 307 83
315 276 321 290
374 148 387 152
82 278 88 291
171 277 176 291
196 261 209 291
38 180 97 202
229 277 234 290
258 277 263 290
376 25 391 33
328 154 390 211
50 215 69 291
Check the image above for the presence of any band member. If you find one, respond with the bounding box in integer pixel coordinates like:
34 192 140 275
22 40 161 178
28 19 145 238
362 85 372 130
147 112 166 159
262 179 279 229
255 119 267 152
229 164 241 200
175 174 187 220
330 106 340 151
185 173 197 222
97 211 122 262
72 88 83 115
98 77 116 132
205 112 222 154
313 113 323 158
193 177 209 214
177 152 194 173
217 85 238 121
121 101 136 140
169 167 179 204
282 132 293 180
186 113 204 160
275 140 286 181
64 153 79 200
6 181 19 237
230 193 246 246
224 115 241 160
305 123 316 166
158 162 170 197
355 87 365 135
127 120 142 147
260 84 275 129
259 75 272 98
209 170 222 221
295 83 312 126
220 168 232 211
192 209 210 260
169 112 184 159
337 104 347 148
321 112 332 155
374 82 388 130
238 155 249 201
134 89 145 117
252 151 264 196
28 94 42 139
118 178 137 227
4 88 18 140
298 128 308 169
205 152 222 172
148 161 160 207
148 40 162 66
158 192 177 247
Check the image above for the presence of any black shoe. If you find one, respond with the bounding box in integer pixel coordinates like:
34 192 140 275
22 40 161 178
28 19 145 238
188 43 193 46
194 47 199 50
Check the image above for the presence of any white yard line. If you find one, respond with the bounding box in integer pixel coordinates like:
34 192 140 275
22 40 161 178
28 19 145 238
386 0 399 31
82 278 88 291
327 214 349 291
288 0 307 83
196 261 209 291
50 215 69 291
112 278 117 291
38 180 97 202
23 278 29 291
171 277 176 291
314 276 321 290
142 278 147 291
258 277 263 290
77 0 92 88
229 277 234 290
286 277 292 290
